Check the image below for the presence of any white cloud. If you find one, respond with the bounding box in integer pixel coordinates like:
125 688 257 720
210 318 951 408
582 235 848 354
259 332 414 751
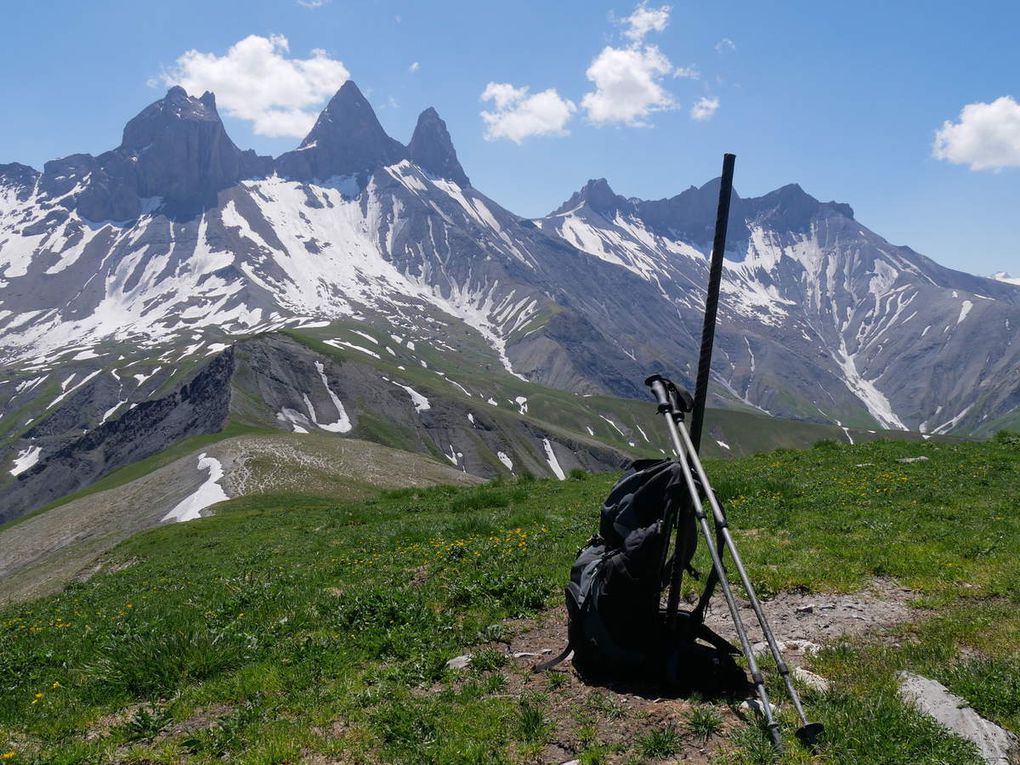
297 0 328 8
408 61 420 73
480 82 577 143
623 3 670 42
581 44 675 125
157 34 349 138
690 95 719 121
580 2 679 126
933 96 1020 171
715 37 736 53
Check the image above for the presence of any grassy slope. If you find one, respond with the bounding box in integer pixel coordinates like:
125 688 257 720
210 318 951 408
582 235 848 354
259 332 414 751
284 324 942 463
0 434 480 607
1 435 1017 764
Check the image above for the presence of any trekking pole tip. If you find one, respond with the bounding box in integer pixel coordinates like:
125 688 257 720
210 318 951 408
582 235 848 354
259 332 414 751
795 721 825 749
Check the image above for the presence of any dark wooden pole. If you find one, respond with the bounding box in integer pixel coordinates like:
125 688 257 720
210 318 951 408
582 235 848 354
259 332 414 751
689 153 736 453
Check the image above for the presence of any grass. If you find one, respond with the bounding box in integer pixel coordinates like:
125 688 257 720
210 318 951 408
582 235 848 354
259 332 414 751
638 723 685 757
687 705 724 740
0 435 1017 763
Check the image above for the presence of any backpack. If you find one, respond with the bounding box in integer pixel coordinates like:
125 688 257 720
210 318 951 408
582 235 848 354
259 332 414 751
540 459 745 692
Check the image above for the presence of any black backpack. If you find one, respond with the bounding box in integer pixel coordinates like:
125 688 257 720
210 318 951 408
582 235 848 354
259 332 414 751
540 459 745 692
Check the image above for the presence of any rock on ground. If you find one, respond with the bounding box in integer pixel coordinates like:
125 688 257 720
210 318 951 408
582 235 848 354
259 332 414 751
898 671 1019 765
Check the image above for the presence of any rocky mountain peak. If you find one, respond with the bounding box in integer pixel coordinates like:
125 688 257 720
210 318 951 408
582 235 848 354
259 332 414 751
408 107 470 187
276 80 407 182
34 86 272 220
120 86 227 151
0 162 39 199
552 178 631 217
745 183 854 232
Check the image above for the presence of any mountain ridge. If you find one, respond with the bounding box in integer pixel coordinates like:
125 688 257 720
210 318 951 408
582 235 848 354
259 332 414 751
1 80 1017 452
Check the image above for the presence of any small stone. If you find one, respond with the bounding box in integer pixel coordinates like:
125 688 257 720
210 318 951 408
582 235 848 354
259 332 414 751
794 667 831 693
785 639 822 655
896 456 930 464
796 604 815 615
740 698 779 718
854 462 874 467
561 760 581 765
446 654 472 670
751 640 774 657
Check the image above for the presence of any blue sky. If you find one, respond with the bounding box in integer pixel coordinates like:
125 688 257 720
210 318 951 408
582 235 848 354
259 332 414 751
1 0 1018 276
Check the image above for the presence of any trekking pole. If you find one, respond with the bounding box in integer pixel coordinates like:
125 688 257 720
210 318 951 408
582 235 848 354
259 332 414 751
646 375 784 752
647 375 825 749
672 416 824 747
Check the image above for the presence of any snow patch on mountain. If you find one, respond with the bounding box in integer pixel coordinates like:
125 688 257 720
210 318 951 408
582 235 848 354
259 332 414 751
497 451 514 471
313 360 352 433
834 338 906 430
161 452 229 522
391 381 431 412
9 445 41 476
542 438 566 480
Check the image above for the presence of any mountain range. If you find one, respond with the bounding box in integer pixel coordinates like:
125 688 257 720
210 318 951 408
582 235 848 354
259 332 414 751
1 80 1018 525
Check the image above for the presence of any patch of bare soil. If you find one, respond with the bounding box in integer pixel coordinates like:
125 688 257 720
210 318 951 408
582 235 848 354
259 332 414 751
701 577 920 664
443 579 919 764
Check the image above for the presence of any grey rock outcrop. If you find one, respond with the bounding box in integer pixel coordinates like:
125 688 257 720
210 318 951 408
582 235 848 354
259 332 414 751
408 107 470 187
33 86 272 220
1 350 235 524
276 80 407 182
899 672 1019 765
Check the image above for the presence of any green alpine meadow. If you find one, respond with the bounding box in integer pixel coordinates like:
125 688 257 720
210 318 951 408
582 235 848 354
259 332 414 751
3 3 1020 763
2 434 1017 763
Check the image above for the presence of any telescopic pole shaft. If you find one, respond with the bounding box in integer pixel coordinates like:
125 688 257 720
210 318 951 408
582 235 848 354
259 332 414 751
690 153 736 453
658 410 783 751
673 420 824 742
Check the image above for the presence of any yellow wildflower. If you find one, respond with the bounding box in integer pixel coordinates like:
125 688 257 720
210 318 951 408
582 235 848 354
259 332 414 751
2 751 15 760
51 681 61 689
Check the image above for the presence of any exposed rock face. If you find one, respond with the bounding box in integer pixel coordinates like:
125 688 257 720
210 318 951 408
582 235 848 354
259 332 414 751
116 87 272 212
408 107 470 187
0 350 235 524
33 87 272 220
276 80 407 182
0 162 39 200
0 336 630 523
899 672 1020 765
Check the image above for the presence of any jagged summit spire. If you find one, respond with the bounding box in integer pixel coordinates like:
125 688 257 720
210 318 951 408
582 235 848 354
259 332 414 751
277 80 407 181
408 107 470 187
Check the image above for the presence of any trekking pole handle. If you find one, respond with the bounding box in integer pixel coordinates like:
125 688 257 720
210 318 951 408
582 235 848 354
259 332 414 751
645 374 674 414
646 375 695 416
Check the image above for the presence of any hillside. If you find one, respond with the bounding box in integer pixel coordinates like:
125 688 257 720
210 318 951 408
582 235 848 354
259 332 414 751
2 320 942 528
1 435 1017 763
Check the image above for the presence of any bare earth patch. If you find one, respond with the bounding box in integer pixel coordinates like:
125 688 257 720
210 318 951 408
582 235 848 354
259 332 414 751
441 579 919 763
701 577 919 664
